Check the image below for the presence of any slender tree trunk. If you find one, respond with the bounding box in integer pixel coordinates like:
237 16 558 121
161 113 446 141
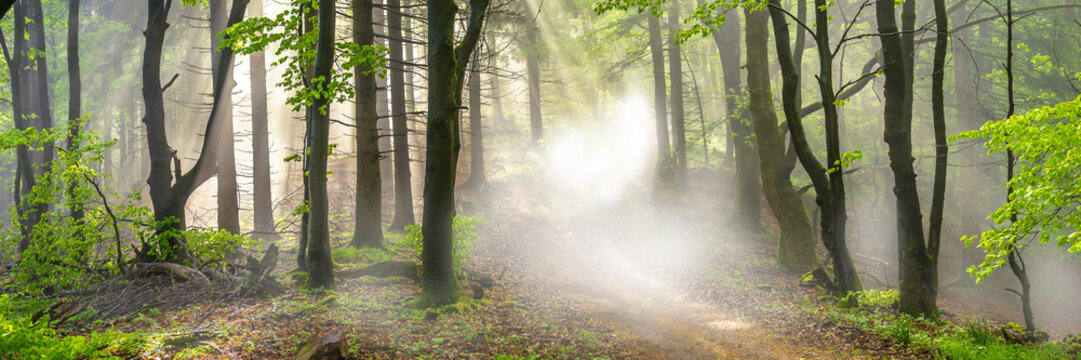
464 54 487 187
305 0 336 290
700 5 762 233
15 0 55 253
388 0 415 230
668 0 687 185
211 0 241 234
419 0 489 307
489 52 506 128
877 0 936 318
745 6 817 271
1002 0 1034 332
375 2 393 190
648 15 671 184
1 18 33 251
250 0 277 239
524 13 543 144
296 1 315 271
351 0 385 249
928 0 948 294
67 0 83 221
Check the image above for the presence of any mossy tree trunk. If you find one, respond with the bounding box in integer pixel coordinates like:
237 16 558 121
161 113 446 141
419 0 490 307
744 6 818 272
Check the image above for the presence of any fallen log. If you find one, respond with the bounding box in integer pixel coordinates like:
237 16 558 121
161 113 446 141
133 263 210 286
240 244 285 297
295 329 346 360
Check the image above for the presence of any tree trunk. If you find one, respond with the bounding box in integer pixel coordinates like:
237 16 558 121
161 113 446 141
141 0 249 263
767 0 858 287
419 0 489 307
701 5 761 233
296 0 315 272
305 0 336 290
524 14 543 144
464 55 487 187
67 0 83 221
668 0 686 185
250 0 277 240
648 15 671 184
745 6 817 272
351 0 385 249
877 0 936 318
375 2 393 191
1002 0 1034 332
211 0 241 234
928 0 948 294
388 0 415 231
15 0 55 253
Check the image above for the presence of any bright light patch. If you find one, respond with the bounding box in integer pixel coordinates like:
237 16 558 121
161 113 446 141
545 94 653 203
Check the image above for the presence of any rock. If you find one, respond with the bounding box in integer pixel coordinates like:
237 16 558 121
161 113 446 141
998 323 1047 344
462 279 485 300
461 267 494 288
295 329 346 360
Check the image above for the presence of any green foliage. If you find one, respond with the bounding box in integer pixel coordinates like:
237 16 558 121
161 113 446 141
183 228 261 269
0 117 137 291
0 295 145 359
219 0 388 115
850 289 900 308
952 95 1081 282
399 216 483 275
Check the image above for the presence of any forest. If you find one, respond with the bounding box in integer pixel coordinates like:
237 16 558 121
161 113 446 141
0 0 1080 358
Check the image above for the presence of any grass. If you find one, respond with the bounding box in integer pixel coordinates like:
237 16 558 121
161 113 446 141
802 291 1079 359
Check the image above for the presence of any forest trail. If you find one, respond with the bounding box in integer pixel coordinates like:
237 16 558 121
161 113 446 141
469 151 830 359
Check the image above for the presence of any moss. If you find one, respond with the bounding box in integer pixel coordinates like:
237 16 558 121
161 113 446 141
290 271 309 285
357 276 409 285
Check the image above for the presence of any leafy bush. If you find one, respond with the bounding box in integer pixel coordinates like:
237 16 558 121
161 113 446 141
399 216 483 274
184 228 261 269
855 289 900 308
0 294 144 359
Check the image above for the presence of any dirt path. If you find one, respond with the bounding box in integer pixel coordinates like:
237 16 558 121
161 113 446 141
471 172 830 359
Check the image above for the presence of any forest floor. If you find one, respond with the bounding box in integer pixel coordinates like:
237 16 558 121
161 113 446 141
101 144 940 359
87 140 1081 359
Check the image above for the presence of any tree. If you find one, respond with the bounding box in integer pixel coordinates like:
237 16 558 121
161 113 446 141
141 0 249 262
463 50 487 188
765 0 860 292
876 0 937 318
67 0 84 222
522 2 544 144
744 4 818 271
249 0 277 240
668 0 686 186
352 0 385 249
388 0 416 231
955 96 1081 332
211 0 242 235
647 13 671 183
419 0 490 307
305 0 336 290
11 0 56 253
699 3 763 234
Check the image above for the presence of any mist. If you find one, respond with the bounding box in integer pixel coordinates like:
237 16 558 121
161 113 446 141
1 0 1080 358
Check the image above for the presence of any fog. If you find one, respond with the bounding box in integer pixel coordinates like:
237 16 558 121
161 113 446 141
3 0 1081 353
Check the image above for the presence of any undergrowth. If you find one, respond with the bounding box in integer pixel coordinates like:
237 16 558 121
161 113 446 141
807 290 1077 359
